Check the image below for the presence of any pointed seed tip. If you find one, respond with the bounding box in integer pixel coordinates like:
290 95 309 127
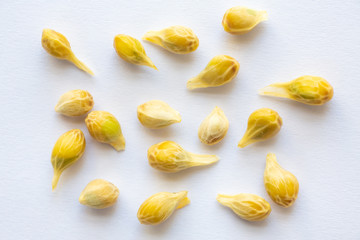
238 137 252 148
216 194 228 202
258 88 266 95
186 83 197 90
142 35 150 41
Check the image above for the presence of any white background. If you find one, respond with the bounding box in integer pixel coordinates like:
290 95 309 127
1 0 359 239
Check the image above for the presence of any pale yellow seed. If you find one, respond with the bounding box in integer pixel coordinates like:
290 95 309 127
85 111 126 151
137 191 190 225
55 89 94 116
51 129 86 190
137 100 181 129
217 193 271 221
187 55 240 89
259 75 334 105
147 141 219 173
238 108 282 148
198 106 229 145
79 179 119 209
264 153 299 207
222 6 268 34
114 34 157 70
41 29 93 75
143 25 199 54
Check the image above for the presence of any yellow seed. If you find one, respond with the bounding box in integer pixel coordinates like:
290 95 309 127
137 191 190 225
259 75 334 105
198 106 229 145
238 108 282 148
114 34 157 70
222 7 268 34
217 193 271 221
264 153 299 207
187 55 239 89
85 111 126 151
51 129 86 190
137 100 181 129
41 29 93 75
143 25 199 54
148 141 219 173
79 179 119 209
55 90 94 116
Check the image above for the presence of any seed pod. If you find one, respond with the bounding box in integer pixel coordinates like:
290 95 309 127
85 111 126 151
41 29 93 75
137 191 190 225
51 129 86 190
187 55 239 89
137 100 181 129
238 108 282 148
259 75 334 105
222 7 268 34
55 90 94 116
148 141 219 173
198 107 229 145
114 34 157 70
217 193 271 221
79 179 119 209
143 26 199 54
264 153 299 207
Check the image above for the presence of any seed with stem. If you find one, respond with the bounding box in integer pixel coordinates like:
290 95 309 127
259 75 334 105
238 108 282 148
222 7 268 34
264 153 299 207
51 129 86 190
85 111 126 151
41 29 93 75
143 26 199 54
114 34 157 70
137 191 190 225
148 141 219 173
187 55 239 89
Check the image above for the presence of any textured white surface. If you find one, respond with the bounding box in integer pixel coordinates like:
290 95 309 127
1 0 360 239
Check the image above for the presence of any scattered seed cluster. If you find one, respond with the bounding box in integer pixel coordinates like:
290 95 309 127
46 6 334 224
